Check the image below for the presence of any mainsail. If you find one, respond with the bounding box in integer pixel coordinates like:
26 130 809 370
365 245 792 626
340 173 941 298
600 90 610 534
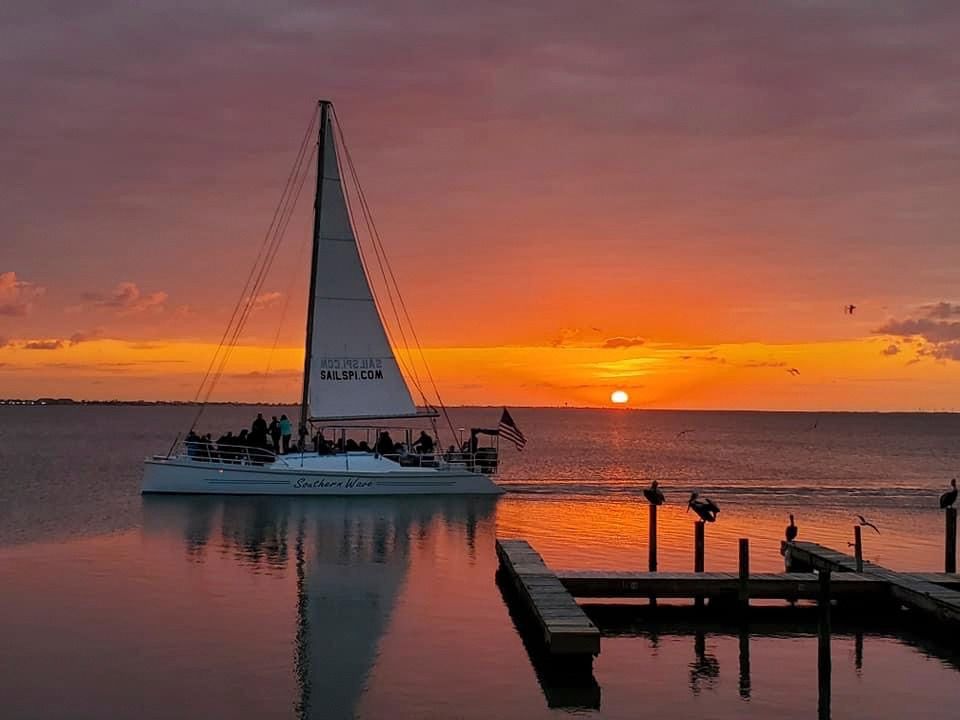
304 104 419 421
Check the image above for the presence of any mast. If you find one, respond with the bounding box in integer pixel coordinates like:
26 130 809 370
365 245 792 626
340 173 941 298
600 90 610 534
300 100 330 432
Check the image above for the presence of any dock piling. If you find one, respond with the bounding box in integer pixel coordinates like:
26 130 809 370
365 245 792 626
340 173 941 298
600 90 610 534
648 503 658 572
694 521 705 608
946 507 957 574
854 526 863 573
738 538 750 609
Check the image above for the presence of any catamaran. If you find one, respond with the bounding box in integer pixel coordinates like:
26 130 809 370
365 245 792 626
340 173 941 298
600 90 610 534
142 101 504 495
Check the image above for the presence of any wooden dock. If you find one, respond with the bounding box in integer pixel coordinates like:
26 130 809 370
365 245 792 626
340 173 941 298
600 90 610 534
560 571 960 599
785 540 960 626
495 539 600 658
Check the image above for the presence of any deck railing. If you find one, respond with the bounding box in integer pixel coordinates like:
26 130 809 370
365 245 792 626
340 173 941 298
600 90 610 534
179 442 499 474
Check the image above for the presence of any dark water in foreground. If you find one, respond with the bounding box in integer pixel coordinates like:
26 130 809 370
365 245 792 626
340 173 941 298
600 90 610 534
1 407 959 718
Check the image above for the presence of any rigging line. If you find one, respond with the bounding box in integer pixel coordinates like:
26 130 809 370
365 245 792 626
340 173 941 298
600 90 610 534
341 147 426 398
330 108 428 402
201 137 314 403
331 107 456 438
193 105 316 406
329 110 429 402
202 141 316 405
189 105 318 429
199 140 316 409
259 145 318 397
334 109 453 437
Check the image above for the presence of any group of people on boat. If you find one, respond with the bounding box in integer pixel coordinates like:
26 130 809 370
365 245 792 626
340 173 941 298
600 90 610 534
185 412 295 461
185 415 446 466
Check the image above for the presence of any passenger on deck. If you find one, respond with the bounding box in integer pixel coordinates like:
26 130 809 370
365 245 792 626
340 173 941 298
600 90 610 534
358 441 371 452
345 438 360 452
315 431 330 455
268 416 281 452
280 415 293 453
217 431 236 461
186 430 200 458
251 413 268 447
413 431 435 454
375 431 394 456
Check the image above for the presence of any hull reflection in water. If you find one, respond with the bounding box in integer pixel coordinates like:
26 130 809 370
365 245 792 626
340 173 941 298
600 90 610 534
141 495 496 719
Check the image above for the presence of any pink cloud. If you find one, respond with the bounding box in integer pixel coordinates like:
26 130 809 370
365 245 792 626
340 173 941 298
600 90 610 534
0 271 45 316
82 282 168 315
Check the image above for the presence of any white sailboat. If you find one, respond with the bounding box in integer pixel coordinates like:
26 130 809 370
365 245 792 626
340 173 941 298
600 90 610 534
142 101 504 495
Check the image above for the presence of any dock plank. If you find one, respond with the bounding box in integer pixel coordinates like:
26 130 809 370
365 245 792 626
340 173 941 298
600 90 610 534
557 570 883 599
785 541 960 627
496 539 601 657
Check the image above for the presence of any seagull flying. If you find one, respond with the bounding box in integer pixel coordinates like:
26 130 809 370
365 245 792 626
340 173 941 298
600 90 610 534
787 368 801 376
856 515 880 534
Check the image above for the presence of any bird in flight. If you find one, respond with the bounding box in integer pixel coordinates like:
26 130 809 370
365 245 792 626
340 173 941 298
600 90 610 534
856 515 880 534
676 429 693 439
787 368 801 376
845 304 857 315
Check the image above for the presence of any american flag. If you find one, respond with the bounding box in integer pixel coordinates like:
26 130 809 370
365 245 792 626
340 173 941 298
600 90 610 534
498 408 527 450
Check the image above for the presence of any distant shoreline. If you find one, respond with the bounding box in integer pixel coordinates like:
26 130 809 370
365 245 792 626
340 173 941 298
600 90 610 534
0 399 955 414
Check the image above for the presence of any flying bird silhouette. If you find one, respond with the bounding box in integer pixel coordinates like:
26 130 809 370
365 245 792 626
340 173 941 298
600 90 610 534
643 480 666 506
845 304 856 315
787 368 801 376
856 515 880 534
676 429 693 439
940 478 958 509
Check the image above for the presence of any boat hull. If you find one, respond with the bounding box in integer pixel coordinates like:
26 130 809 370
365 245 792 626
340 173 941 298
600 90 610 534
142 454 503 496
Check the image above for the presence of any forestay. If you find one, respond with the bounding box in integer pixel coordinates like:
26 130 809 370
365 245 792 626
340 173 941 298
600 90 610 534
306 110 418 420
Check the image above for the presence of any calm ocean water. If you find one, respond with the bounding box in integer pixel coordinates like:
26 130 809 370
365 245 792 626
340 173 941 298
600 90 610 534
1 406 958 718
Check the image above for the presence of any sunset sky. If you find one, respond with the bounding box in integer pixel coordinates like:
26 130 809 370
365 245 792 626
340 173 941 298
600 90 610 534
3 1 960 410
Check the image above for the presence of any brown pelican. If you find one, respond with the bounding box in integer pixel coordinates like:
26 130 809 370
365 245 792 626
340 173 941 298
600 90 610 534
940 478 958 509
785 514 798 542
688 492 720 522
856 515 880 534
643 480 666 506
845 304 856 315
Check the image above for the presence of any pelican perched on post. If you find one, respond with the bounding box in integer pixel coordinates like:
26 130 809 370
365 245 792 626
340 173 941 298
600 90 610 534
643 480 666 506
940 478 958 509
687 492 720 522
785 514 798 542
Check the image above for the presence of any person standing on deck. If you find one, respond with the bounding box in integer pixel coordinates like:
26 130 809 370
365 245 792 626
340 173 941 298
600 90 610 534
251 413 268 447
268 416 281 453
279 414 293 454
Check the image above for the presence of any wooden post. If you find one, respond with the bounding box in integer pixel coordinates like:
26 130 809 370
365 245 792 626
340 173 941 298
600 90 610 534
817 570 832 720
648 503 658 572
854 526 863 573
946 507 957 574
738 538 750 610
694 521 705 608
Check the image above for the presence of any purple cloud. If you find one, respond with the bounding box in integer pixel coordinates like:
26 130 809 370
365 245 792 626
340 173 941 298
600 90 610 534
602 336 645 349
24 339 64 350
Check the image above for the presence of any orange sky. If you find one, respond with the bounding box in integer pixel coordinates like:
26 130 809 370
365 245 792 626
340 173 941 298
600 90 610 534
3 2 960 410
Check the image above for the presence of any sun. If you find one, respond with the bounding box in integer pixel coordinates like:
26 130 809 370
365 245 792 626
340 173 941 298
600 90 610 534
610 390 629 405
